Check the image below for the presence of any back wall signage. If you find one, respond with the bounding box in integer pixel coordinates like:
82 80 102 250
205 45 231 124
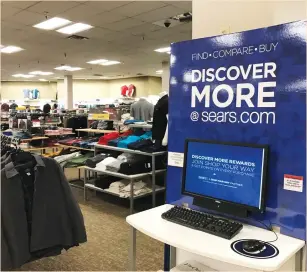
167 20 306 240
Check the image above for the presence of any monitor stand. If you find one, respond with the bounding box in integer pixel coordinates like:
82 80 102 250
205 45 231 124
193 197 248 218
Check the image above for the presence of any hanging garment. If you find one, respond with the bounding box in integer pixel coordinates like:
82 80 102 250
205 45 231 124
1 154 87 270
130 98 154 121
152 95 168 141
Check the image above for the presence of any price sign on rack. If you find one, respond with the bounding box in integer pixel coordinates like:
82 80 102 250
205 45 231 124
88 113 109 120
32 120 41 127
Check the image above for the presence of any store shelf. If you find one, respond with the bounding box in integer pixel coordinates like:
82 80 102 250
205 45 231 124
76 128 116 133
128 124 152 129
55 143 94 152
45 132 75 136
95 144 167 156
22 146 55 151
20 136 49 142
84 166 165 180
85 183 165 199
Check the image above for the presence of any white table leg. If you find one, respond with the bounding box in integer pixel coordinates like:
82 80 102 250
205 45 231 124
129 226 136 271
170 246 176 269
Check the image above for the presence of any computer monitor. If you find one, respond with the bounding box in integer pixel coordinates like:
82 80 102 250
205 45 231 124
182 139 268 217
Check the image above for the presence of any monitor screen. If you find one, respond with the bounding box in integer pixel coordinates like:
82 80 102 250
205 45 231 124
182 140 268 210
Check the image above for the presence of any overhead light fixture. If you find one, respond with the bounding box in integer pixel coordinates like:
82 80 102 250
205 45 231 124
154 47 171 54
57 23 93 35
12 74 35 78
87 59 108 64
1 46 24 54
39 79 47 81
54 65 71 70
54 65 83 71
30 71 54 75
33 17 72 30
100 60 121 66
156 70 163 74
67 67 83 71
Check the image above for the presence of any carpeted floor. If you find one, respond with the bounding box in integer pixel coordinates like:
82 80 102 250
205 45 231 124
19 169 164 271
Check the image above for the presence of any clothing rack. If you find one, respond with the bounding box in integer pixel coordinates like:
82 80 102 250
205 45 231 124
1 134 21 146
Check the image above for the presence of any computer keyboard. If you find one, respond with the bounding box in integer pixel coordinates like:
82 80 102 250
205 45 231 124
161 206 243 240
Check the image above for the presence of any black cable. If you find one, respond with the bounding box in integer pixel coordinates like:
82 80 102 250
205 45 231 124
254 219 278 243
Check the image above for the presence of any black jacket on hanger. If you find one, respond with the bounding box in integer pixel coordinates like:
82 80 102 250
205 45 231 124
152 95 168 141
1 154 87 270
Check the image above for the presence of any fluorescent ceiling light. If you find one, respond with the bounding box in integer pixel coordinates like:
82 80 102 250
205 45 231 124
101 60 121 66
33 17 72 30
54 65 83 71
39 79 47 81
87 59 108 64
1 46 24 54
154 47 171 53
156 70 163 74
67 67 83 71
30 71 54 75
57 23 93 35
54 65 71 70
12 74 35 78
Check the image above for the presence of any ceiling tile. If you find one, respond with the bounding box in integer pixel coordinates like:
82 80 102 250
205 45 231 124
27 1 81 16
134 5 185 23
81 27 113 39
4 10 46 26
146 27 176 40
127 23 163 36
0 1 193 80
175 22 192 33
104 18 146 31
83 1 132 12
86 10 128 26
2 1 38 9
163 1 192 11
58 3 104 21
114 1 168 17
1 5 22 19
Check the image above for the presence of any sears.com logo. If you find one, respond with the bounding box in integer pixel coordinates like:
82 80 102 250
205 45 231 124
190 83 276 124
189 63 277 125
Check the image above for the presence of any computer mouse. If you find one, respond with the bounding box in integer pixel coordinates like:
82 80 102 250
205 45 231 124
242 240 266 254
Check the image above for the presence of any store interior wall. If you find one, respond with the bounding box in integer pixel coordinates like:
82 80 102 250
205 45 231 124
0 81 57 100
192 0 306 38
1 76 162 101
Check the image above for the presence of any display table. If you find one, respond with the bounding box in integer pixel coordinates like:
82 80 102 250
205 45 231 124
126 204 305 271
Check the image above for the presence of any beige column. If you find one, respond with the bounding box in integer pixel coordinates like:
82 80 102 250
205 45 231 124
162 61 170 93
64 75 73 109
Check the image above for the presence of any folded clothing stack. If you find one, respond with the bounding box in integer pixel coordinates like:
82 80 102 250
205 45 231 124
85 153 110 168
54 152 81 167
104 180 158 198
96 129 166 152
64 152 94 168
57 137 99 149
90 120 114 130
117 136 141 148
95 157 118 171
98 130 132 145
123 119 145 125
85 151 165 175
104 180 129 194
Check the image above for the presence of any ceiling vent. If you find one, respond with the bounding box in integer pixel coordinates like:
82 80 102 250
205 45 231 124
67 35 89 40
93 73 103 77
136 73 144 76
